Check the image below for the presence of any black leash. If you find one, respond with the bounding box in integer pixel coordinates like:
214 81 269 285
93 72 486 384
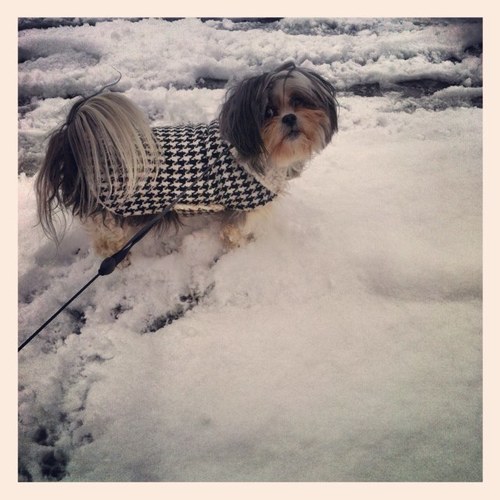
18 203 175 353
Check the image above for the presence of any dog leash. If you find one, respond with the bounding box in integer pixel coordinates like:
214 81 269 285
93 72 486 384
19 121 272 352
18 201 179 353
21 124 235 353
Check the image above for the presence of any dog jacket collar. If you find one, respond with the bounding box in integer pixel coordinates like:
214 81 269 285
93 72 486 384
99 120 277 217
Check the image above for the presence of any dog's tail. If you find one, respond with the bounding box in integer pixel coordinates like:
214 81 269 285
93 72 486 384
35 92 160 242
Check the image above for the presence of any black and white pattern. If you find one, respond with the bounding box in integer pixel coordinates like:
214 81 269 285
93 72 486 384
99 120 276 217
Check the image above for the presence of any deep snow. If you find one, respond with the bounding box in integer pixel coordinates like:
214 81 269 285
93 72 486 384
18 17 482 482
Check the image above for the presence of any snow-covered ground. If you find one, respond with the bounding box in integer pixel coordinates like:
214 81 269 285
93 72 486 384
18 18 482 482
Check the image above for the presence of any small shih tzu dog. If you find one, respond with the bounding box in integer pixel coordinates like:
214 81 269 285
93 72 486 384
36 62 338 257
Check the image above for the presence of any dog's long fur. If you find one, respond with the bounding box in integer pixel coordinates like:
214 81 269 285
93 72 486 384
36 62 338 256
36 92 162 242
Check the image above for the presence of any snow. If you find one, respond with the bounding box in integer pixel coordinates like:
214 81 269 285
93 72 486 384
17 17 482 482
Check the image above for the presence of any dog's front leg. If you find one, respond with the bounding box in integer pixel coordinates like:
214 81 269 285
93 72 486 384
219 206 271 249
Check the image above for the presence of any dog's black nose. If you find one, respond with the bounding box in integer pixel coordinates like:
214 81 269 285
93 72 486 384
282 114 297 127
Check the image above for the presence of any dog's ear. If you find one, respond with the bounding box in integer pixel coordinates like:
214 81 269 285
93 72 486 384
219 73 271 164
298 67 338 136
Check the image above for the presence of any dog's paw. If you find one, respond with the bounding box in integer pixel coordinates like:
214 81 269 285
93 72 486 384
220 226 239 249
220 224 251 249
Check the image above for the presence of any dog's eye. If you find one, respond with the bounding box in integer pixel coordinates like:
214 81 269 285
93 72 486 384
291 96 314 108
264 106 277 119
290 97 304 107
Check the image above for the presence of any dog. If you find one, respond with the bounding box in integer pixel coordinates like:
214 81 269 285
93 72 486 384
36 62 338 257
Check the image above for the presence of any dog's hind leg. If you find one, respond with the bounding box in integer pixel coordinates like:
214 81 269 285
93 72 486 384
84 215 133 264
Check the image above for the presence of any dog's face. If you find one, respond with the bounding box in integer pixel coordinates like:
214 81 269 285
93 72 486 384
219 62 338 178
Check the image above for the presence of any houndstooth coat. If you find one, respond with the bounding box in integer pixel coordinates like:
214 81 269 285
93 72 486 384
99 120 276 217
